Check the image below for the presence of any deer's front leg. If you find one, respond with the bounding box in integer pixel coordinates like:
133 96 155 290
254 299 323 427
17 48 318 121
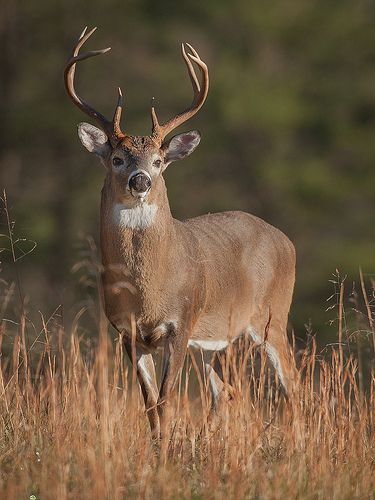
157 327 190 438
124 340 160 440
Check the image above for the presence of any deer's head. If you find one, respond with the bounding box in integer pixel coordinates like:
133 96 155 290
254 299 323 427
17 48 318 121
64 28 209 206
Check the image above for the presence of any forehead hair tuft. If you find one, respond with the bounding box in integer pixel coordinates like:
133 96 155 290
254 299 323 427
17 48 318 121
118 135 160 154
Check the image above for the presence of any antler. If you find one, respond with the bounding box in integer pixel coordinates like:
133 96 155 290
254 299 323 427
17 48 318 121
151 43 209 145
64 27 124 143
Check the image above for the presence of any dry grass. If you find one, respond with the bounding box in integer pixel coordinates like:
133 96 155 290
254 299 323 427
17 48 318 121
1 193 375 499
0 296 374 499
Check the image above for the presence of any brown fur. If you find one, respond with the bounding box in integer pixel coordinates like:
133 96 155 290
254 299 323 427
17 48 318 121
96 137 297 440
66 29 297 440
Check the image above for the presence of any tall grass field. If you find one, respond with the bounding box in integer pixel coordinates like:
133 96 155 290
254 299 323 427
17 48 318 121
0 194 374 499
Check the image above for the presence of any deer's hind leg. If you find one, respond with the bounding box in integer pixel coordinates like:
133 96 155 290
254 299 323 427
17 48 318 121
262 321 298 399
188 345 236 416
264 321 302 447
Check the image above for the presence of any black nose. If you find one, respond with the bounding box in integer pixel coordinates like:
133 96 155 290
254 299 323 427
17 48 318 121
129 173 151 193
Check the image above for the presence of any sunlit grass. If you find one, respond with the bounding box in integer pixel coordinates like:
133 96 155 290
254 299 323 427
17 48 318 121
0 192 374 499
0 294 374 499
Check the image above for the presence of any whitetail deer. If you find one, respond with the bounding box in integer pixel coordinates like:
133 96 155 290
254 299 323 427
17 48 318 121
65 27 298 439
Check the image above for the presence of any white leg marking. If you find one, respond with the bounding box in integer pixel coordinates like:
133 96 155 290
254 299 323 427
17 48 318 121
246 326 263 345
246 326 287 390
113 202 157 230
265 344 286 389
137 355 153 388
205 363 220 403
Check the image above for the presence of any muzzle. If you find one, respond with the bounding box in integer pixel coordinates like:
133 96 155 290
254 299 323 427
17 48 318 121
128 171 151 195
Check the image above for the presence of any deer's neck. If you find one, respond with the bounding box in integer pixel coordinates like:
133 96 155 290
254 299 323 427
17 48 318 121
100 181 175 274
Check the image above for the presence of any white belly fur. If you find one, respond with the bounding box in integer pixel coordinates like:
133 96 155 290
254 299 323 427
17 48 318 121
188 326 259 352
188 339 229 351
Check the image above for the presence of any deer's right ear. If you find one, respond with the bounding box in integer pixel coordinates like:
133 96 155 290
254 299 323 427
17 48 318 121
77 123 111 158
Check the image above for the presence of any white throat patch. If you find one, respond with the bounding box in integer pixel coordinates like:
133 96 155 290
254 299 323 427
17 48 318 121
113 203 158 230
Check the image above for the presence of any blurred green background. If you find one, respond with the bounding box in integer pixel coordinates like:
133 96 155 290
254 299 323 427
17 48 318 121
0 0 374 342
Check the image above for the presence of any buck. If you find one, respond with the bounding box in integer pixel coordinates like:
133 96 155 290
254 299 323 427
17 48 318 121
65 27 298 439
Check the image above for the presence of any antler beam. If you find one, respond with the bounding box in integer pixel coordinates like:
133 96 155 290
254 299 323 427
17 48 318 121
64 27 124 143
151 43 209 144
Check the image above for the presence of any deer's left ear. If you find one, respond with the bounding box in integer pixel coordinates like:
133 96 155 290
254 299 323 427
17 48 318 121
162 130 201 168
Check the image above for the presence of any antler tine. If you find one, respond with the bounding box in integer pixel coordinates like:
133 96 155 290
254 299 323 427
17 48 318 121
113 87 124 137
182 43 201 94
151 97 159 131
64 27 125 141
151 43 209 144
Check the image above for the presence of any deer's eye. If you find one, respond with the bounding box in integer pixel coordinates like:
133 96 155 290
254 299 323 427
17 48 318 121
112 157 124 167
153 159 162 168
